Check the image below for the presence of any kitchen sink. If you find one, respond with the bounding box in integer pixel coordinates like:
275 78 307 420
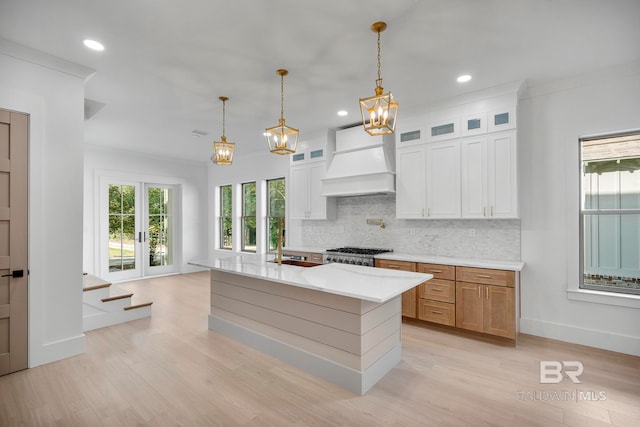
270 259 322 268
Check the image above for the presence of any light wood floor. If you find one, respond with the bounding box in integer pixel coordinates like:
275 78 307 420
1 271 638 426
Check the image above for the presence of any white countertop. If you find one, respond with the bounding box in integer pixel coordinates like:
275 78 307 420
374 252 524 271
190 254 432 303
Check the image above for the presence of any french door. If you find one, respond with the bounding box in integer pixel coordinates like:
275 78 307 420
101 179 178 281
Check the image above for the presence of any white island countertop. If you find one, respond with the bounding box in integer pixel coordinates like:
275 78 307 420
190 254 432 303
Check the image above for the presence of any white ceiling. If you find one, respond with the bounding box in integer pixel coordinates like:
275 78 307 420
1 0 639 164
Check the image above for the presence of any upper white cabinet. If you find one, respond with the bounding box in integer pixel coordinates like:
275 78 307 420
487 131 518 218
426 140 461 218
426 117 460 142
289 141 336 220
396 143 426 218
396 101 519 220
396 127 460 219
488 107 516 132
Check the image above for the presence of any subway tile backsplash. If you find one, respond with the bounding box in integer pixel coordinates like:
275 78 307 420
299 194 521 261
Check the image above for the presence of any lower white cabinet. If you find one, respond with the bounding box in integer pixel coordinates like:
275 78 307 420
461 130 517 219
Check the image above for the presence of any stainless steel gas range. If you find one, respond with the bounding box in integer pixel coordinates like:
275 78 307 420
324 247 393 267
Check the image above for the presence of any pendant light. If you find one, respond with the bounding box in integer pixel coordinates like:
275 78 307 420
265 69 299 155
359 21 398 136
211 96 235 165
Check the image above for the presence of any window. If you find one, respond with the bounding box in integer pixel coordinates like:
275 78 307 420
267 178 286 252
580 132 640 295
219 185 232 250
241 182 257 252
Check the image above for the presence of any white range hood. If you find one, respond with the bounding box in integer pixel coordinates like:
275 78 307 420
321 126 395 197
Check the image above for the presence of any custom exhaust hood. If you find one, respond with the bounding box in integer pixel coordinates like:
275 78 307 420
321 126 395 197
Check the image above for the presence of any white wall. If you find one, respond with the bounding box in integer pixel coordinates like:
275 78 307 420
83 145 209 275
519 61 640 356
0 44 92 367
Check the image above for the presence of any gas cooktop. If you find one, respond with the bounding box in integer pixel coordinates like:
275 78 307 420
324 247 393 267
325 247 393 255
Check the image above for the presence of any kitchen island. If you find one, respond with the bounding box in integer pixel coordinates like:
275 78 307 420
190 254 432 394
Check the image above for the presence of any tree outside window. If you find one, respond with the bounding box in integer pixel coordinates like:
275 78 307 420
267 178 286 252
242 182 257 252
219 185 232 250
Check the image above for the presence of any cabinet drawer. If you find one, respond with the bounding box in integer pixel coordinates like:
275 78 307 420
456 266 515 287
418 279 455 303
418 300 455 326
375 259 416 272
417 263 455 280
308 253 324 263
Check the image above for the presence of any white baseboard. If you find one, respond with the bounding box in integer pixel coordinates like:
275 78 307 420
520 317 640 357
29 334 86 368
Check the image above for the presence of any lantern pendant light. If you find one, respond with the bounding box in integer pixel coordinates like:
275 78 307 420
266 69 299 155
211 96 235 165
359 21 398 136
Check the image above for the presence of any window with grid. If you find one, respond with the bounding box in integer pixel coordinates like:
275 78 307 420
241 182 257 252
267 178 286 252
581 132 640 295
219 185 232 250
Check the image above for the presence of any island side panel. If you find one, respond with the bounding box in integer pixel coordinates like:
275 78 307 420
209 269 403 394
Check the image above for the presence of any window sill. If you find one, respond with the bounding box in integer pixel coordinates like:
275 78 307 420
567 288 640 309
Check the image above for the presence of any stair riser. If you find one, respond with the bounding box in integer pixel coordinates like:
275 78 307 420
83 305 152 332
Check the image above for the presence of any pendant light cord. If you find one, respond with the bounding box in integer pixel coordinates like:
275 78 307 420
280 73 285 120
377 30 382 82
222 99 226 137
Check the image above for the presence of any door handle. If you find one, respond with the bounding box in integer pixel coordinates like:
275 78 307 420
138 232 142 243
1 270 24 278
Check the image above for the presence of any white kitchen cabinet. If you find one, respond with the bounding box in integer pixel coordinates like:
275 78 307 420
396 144 461 218
396 128 460 219
461 130 518 218
396 144 426 218
289 148 336 220
488 131 518 218
425 140 461 218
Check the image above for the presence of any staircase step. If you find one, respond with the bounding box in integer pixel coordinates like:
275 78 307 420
82 273 153 332
83 283 111 292
101 293 134 303
83 274 111 291
124 302 153 311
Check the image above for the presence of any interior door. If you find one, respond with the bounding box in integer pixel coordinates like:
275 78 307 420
144 184 177 276
0 109 28 376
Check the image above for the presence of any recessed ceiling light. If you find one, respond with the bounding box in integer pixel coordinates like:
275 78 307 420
337 110 348 117
457 74 472 83
83 39 104 51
